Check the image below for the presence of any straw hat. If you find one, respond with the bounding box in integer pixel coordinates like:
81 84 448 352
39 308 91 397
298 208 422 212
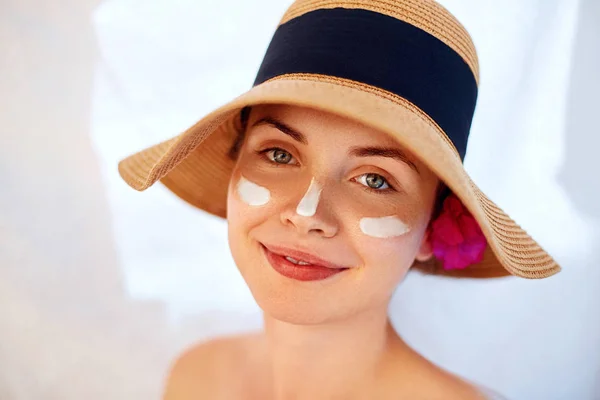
118 0 560 279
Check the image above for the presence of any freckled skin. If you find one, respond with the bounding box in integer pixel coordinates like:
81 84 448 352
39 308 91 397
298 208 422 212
226 104 440 325
164 105 485 400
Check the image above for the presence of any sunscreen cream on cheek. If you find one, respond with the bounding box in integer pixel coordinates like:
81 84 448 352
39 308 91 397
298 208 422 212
237 176 271 206
359 216 411 238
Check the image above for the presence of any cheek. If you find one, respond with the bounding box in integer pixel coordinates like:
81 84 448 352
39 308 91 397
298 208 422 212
359 216 411 238
227 174 273 229
350 190 431 244
227 176 272 277
349 228 427 304
354 230 424 270
344 204 430 281
237 176 270 206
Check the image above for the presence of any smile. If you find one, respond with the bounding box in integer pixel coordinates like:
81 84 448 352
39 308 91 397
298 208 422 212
284 256 312 266
260 243 350 282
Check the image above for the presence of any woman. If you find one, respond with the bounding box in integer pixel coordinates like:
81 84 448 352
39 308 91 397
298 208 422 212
118 0 560 398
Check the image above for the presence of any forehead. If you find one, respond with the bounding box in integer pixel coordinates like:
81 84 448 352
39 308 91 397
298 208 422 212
248 104 400 147
244 103 440 196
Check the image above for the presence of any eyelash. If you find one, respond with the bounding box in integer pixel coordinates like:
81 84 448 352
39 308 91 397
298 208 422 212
257 147 299 166
354 174 397 194
256 147 397 194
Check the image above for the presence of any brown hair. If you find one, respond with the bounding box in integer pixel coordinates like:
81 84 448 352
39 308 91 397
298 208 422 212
228 106 252 161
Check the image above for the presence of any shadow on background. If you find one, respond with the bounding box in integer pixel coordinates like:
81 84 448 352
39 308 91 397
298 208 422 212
0 1 171 398
558 0 600 220
557 0 600 395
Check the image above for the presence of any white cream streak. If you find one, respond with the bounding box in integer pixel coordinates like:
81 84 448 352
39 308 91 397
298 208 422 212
359 216 411 238
296 178 322 217
237 176 270 206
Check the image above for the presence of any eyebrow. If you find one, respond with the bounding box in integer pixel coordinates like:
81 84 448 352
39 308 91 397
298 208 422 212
349 146 420 174
252 116 418 173
252 117 308 144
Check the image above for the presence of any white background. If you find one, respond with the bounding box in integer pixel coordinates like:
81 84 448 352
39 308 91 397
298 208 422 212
1 0 599 399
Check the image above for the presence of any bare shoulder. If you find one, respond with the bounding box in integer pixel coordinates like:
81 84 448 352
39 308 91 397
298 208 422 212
381 345 490 400
162 333 263 400
419 367 490 400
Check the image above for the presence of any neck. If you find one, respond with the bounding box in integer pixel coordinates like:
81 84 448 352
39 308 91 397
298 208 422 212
260 307 402 400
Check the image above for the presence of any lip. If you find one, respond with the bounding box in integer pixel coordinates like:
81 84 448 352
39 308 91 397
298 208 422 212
262 243 350 269
260 243 350 282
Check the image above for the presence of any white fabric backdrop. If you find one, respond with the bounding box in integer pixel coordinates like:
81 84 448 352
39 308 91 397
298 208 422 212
1 0 599 399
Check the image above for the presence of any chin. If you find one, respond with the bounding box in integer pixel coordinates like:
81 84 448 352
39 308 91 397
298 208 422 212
234 257 354 325
235 261 343 324
228 232 371 325
255 290 349 325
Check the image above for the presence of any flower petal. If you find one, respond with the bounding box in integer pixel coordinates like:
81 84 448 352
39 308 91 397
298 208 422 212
430 193 488 271
444 195 465 217
461 236 487 263
458 214 483 240
441 246 468 270
431 214 464 246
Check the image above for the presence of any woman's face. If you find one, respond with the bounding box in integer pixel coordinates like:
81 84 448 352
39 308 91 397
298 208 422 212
227 105 439 324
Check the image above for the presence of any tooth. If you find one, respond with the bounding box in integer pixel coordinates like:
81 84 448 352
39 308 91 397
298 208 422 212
285 256 311 266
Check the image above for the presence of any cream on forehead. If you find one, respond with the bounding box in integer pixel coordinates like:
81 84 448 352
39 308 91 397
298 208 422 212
360 216 410 238
296 178 322 217
237 176 270 206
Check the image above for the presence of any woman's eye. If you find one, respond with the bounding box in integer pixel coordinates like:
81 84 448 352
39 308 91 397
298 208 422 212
262 148 296 165
356 173 391 191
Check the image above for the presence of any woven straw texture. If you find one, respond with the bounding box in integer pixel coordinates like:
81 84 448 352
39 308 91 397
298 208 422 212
118 0 559 279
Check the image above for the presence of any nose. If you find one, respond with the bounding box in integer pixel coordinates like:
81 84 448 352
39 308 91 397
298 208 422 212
280 178 339 238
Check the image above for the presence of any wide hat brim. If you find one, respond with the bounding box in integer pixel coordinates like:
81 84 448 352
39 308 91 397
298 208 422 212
118 74 560 279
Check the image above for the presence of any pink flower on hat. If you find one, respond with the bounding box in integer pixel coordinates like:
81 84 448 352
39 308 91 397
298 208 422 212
430 194 487 270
